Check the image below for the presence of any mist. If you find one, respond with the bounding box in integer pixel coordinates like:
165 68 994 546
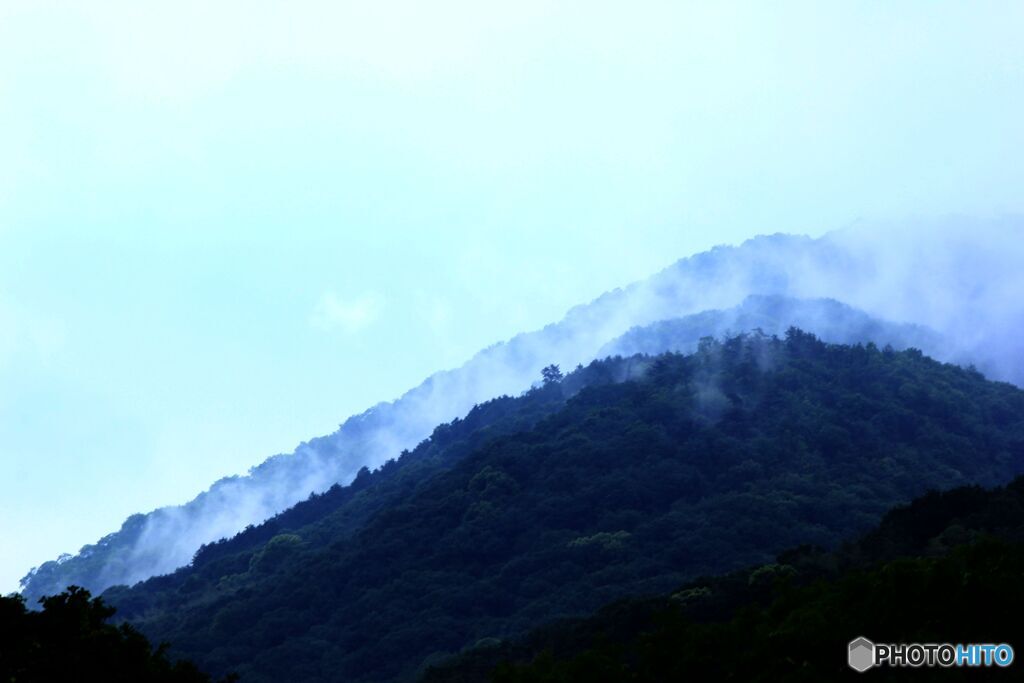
19 216 1024 601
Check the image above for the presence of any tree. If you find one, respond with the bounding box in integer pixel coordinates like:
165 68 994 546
541 364 563 386
0 587 231 682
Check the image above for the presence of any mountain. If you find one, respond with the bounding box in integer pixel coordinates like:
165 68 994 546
600 294 944 359
425 476 1024 682
21 218 1024 603
100 334 1024 682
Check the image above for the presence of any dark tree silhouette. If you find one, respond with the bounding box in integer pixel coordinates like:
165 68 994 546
541 364 563 385
0 586 231 682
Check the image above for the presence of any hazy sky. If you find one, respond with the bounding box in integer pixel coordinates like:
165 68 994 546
2 1 1023 593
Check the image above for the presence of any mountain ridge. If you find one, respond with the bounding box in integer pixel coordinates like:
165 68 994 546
101 333 1024 682
21 219 1024 603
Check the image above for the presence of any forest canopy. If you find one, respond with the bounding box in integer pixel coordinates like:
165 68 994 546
98 331 1024 682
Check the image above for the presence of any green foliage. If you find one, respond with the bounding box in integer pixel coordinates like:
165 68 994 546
248 534 303 574
0 587 229 682
477 543 1024 682
102 332 1024 682
429 476 1024 682
566 531 631 551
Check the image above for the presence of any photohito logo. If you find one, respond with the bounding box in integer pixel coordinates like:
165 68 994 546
848 637 1014 672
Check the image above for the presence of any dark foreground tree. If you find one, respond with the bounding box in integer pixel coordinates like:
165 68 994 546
0 586 232 683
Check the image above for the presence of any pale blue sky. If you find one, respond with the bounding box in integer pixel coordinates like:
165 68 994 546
2 1 1023 593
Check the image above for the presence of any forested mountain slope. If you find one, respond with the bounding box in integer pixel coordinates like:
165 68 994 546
25 227 1015 602
425 476 1024 682
104 332 1024 682
23 221 1023 604
25 222 1024 606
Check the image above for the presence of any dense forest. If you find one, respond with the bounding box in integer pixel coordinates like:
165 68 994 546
96 331 1024 682
0 587 229 682
426 476 1024 681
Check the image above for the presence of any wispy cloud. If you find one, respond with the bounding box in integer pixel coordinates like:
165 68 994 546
310 291 383 333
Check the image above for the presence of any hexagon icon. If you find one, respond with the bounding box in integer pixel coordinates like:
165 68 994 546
848 637 875 672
